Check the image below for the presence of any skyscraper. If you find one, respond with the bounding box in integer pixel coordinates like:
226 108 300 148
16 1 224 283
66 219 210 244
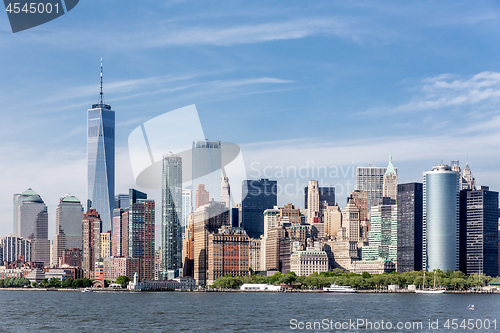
192 139 222 204
182 189 192 238
193 201 229 285
355 165 390 214
195 184 209 210
306 181 320 225
162 154 183 279
241 179 278 238
13 189 49 266
459 186 498 276
397 183 423 273
423 164 460 272
52 195 84 267
382 155 398 201
82 209 102 279
362 197 397 261
112 194 129 257
340 197 361 242
87 60 115 232
128 189 155 279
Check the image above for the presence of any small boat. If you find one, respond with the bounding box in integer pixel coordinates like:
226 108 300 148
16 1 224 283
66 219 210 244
323 283 356 293
81 288 92 293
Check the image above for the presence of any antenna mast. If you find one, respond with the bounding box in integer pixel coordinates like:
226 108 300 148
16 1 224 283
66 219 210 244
100 58 103 105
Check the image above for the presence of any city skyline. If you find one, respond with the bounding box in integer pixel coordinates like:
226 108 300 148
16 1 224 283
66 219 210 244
0 1 500 247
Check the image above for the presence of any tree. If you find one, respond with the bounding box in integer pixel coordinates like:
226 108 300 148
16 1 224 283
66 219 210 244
115 275 131 288
62 278 74 288
48 278 61 288
31 282 37 288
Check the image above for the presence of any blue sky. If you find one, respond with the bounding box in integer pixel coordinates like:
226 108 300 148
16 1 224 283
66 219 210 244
1 0 500 240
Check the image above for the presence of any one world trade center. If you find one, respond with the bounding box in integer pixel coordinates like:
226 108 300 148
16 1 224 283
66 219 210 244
87 59 115 232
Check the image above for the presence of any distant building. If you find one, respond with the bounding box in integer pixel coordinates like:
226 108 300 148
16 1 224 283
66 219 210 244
221 176 231 208
382 155 398 201
249 238 262 272
290 249 328 276
362 198 397 261
423 164 459 272
193 201 229 285
397 183 423 273
52 195 84 268
182 215 195 278
128 189 155 279
324 205 342 238
192 140 222 205
241 179 278 238
87 75 115 233
82 209 102 279
112 193 129 257
451 160 476 191
1 235 31 263
182 189 192 238
341 197 361 242
103 256 140 281
459 186 499 276
206 226 250 285
59 248 82 268
162 154 182 279
279 203 302 225
323 239 359 270
154 247 162 280
112 208 128 257
350 258 396 274
355 166 390 214
13 188 50 266
100 232 112 259
195 184 209 210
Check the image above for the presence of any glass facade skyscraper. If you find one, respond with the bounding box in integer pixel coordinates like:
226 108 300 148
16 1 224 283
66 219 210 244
459 187 499 277
14 189 49 266
52 195 84 267
362 197 397 261
397 183 423 273
355 166 389 213
162 154 183 279
192 140 222 203
87 68 115 233
241 179 278 238
423 164 459 272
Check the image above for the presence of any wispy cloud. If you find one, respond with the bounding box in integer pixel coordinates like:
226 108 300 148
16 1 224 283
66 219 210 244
397 71 500 112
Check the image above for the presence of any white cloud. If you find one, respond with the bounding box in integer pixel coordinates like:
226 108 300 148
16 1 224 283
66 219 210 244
396 71 500 112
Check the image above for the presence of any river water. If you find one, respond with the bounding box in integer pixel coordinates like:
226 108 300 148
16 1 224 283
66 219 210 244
0 290 498 332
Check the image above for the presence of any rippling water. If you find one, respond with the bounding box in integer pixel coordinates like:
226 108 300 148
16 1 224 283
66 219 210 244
0 290 498 332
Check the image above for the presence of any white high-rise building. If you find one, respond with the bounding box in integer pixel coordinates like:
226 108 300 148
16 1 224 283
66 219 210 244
307 180 320 225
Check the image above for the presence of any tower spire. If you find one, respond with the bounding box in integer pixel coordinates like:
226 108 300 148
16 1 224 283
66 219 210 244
100 58 103 105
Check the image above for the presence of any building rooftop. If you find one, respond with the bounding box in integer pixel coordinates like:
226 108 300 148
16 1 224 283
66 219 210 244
61 195 81 204
23 195 43 203
21 188 38 196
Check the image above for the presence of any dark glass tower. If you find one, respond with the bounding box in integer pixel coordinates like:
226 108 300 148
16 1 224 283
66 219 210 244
241 179 277 238
397 183 423 273
459 187 499 276
87 59 115 232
